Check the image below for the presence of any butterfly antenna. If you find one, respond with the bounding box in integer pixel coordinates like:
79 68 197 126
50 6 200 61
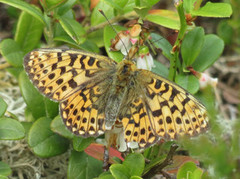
150 30 177 45
98 9 129 58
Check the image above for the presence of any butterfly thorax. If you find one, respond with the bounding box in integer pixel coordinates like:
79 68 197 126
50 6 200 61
116 60 137 84
104 60 137 129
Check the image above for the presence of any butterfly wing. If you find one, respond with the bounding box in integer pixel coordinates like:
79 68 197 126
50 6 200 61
60 80 113 137
120 70 209 148
24 48 116 101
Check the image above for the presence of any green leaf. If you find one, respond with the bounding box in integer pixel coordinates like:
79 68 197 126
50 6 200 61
123 153 145 176
21 121 33 136
68 150 103 179
5 67 23 79
0 0 45 24
0 175 8 179
181 27 205 67
56 0 77 16
0 97 7 117
130 176 142 179
192 167 203 179
152 60 169 78
44 98 58 119
98 171 115 179
102 0 124 12
134 6 151 19
18 71 46 119
91 1 114 26
183 0 197 13
54 36 99 53
14 11 44 54
177 162 198 179
150 33 173 60
28 117 69 157
145 10 180 30
58 16 86 44
217 20 233 45
0 161 11 177
24 107 35 122
110 164 130 179
175 74 199 94
103 25 126 62
87 29 104 47
0 39 24 67
192 34 224 72
51 115 74 139
191 2 232 18
73 136 95 152
42 0 67 11
0 117 25 140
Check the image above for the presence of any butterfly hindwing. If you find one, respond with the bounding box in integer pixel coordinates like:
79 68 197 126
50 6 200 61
24 48 116 101
120 97 159 148
60 82 110 137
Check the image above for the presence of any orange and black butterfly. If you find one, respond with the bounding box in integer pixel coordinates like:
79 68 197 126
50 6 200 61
24 48 208 149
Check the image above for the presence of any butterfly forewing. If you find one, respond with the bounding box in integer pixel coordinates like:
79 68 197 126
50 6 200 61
24 48 116 101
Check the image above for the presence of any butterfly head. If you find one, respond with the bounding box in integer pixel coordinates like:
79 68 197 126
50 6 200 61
117 60 136 80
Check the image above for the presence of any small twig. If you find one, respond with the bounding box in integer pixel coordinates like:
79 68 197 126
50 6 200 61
142 144 179 179
103 146 110 171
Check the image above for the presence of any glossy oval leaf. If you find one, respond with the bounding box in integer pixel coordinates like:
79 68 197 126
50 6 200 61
0 0 45 24
146 10 180 30
110 164 130 179
73 136 95 152
0 39 24 67
98 171 115 179
90 1 114 26
175 74 199 94
56 0 77 16
0 117 25 140
123 153 145 176
181 27 204 68
192 34 224 72
58 16 86 44
183 0 197 13
0 161 11 177
51 115 74 139
0 97 7 117
152 60 169 78
18 71 46 119
54 36 99 53
14 11 44 54
44 98 58 119
104 25 126 62
177 162 199 179
68 150 103 179
191 2 232 18
150 33 173 61
28 117 69 157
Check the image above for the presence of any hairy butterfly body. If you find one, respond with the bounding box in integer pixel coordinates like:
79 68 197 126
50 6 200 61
24 48 208 148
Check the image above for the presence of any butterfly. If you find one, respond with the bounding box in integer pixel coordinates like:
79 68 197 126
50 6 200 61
24 48 208 149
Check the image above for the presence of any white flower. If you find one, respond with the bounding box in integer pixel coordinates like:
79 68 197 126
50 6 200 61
111 31 131 55
199 73 218 89
136 46 155 70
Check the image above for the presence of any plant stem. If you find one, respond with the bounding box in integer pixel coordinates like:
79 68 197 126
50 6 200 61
168 1 188 81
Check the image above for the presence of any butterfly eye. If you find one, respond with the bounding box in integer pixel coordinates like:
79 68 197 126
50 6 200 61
122 64 129 74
